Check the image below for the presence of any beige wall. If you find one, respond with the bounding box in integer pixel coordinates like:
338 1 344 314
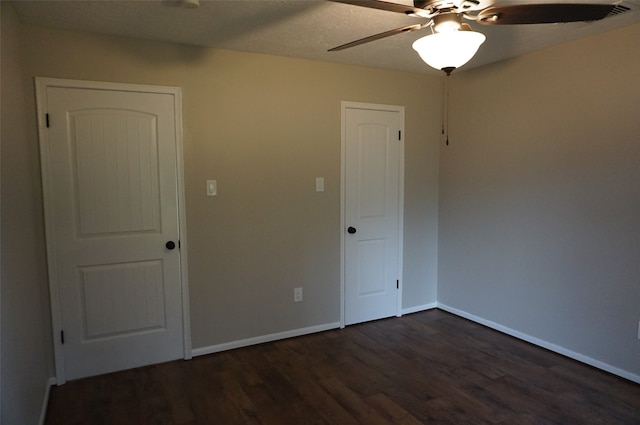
14 21 441 354
1 3 54 424
439 23 640 378
4 4 640 424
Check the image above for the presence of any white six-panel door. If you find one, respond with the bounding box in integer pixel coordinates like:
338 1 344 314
343 102 404 326
36 78 189 382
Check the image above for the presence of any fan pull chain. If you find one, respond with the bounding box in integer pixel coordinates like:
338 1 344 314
441 77 446 137
446 74 450 146
442 74 450 146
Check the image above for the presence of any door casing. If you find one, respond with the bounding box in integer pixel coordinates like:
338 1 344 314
340 101 404 327
35 77 192 384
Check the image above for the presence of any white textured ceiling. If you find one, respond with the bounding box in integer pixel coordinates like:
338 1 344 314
11 0 640 75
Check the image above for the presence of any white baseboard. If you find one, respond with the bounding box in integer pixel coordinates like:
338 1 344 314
437 303 640 385
38 377 56 425
402 302 437 315
191 322 341 358
192 304 640 385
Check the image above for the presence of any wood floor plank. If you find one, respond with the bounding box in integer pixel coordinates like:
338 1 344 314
45 309 640 425
317 376 391 425
365 393 424 425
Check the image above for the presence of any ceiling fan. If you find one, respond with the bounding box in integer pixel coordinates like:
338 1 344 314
328 1 618 73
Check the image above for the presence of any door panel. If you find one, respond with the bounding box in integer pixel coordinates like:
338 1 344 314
72 110 161 235
40 83 185 381
357 239 387 296
80 260 165 340
344 105 403 326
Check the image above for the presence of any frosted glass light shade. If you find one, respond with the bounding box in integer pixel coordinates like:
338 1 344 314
412 31 486 72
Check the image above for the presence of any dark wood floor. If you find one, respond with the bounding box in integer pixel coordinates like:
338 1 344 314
45 309 640 425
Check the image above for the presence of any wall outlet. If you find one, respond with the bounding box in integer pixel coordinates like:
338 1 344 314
294 287 303 302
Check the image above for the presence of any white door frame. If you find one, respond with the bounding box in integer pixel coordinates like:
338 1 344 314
340 101 404 328
35 77 192 384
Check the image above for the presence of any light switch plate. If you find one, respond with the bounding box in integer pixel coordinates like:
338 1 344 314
206 180 217 196
315 177 324 192
294 287 303 302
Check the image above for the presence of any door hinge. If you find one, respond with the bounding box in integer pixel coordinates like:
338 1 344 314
398 130 401 141
60 330 65 344
396 280 399 289
45 113 50 128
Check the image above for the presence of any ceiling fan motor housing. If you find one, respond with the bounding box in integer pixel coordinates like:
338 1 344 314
432 12 464 32
414 0 488 14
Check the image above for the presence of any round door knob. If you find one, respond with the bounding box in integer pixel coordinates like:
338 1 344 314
165 241 176 250
347 226 357 234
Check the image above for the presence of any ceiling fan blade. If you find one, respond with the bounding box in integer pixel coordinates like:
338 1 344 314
327 0 431 18
477 4 615 25
328 23 427 51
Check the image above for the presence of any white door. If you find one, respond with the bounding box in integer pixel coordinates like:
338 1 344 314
37 79 188 382
343 102 404 326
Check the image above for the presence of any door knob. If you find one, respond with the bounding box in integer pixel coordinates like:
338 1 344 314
165 241 176 250
347 226 357 234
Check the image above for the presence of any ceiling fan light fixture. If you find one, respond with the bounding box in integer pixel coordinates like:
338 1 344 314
412 30 486 74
